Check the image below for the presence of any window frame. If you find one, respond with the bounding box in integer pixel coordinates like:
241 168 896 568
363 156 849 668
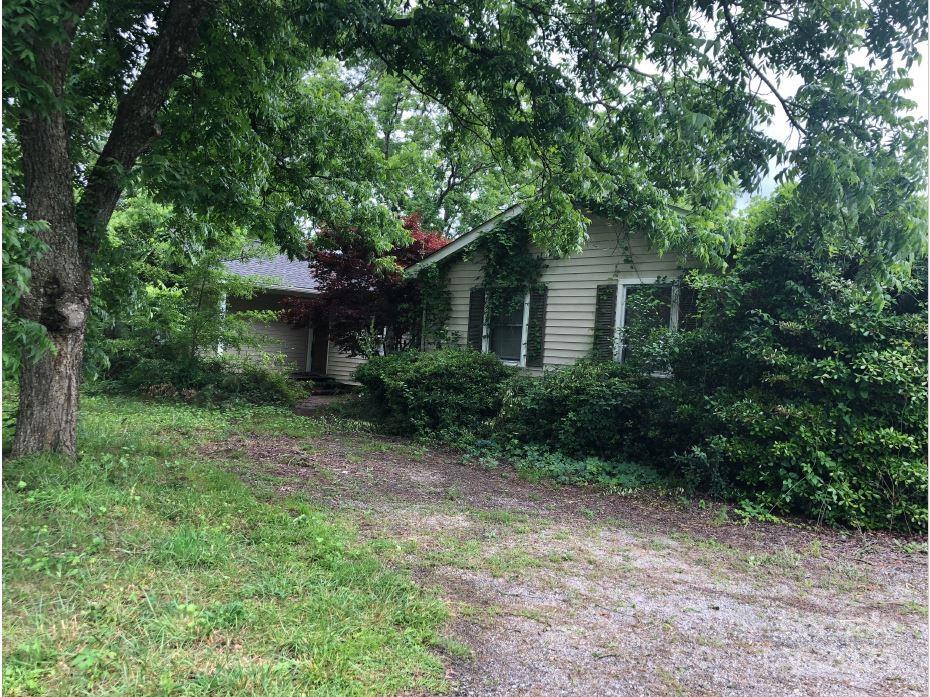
482 290 531 367
613 278 683 363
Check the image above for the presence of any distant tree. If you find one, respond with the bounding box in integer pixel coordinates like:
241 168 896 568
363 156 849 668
282 213 449 357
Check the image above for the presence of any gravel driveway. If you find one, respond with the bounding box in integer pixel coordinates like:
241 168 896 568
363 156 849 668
205 430 928 696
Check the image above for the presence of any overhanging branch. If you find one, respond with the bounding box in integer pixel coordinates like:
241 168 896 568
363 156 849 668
76 0 217 249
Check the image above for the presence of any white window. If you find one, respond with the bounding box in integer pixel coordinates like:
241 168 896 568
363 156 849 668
614 280 687 364
483 289 531 366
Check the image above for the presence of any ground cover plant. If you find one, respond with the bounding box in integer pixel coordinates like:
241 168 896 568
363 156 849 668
2 392 449 695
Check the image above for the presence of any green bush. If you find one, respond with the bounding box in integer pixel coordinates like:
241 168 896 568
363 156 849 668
497 361 694 465
667 192 928 532
102 354 308 406
352 195 926 532
354 348 515 436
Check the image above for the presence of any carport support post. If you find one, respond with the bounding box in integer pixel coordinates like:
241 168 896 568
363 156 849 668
217 293 227 355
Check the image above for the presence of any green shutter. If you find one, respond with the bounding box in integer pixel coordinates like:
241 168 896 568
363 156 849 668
526 286 547 367
593 284 617 360
466 288 485 350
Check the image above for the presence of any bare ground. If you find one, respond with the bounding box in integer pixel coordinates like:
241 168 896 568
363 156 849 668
202 430 928 696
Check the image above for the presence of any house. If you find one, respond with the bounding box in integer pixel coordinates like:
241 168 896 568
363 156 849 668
222 254 365 383
405 204 695 371
225 204 693 382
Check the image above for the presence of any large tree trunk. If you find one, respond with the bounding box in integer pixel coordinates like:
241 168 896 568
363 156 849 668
12 38 91 459
11 0 213 458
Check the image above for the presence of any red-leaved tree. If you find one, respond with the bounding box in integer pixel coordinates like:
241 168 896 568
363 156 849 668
282 213 448 357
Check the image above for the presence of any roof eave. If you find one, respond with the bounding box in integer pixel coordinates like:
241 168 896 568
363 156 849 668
404 203 524 277
255 284 317 296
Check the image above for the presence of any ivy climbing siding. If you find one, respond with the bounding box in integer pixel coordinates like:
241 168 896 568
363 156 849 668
441 215 686 371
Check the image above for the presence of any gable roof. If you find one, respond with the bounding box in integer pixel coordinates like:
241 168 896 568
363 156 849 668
223 253 317 294
404 201 694 276
404 204 524 276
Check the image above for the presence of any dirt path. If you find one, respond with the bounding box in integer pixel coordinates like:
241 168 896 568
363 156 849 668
204 431 928 696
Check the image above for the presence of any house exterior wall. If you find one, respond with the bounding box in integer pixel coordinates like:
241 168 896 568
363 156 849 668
226 292 368 382
325 346 366 384
440 214 686 370
226 294 309 370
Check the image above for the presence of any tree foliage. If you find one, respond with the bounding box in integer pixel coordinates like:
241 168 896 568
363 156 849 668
87 193 276 376
3 0 926 456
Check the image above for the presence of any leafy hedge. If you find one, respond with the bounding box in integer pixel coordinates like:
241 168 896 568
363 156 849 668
355 192 927 533
359 338 925 531
99 354 309 406
497 361 690 462
663 197 928 532
354 349 515 437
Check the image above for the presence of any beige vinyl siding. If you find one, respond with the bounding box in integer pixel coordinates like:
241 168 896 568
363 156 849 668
326 345 366 384
440 214 685 370
226 293 309 370
236 320 309 369
444 250 486 346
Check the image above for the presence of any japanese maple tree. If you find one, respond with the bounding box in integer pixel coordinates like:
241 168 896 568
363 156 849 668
282 213 448 357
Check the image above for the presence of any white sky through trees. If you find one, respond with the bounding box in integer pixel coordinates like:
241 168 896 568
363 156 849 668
737 40 929 207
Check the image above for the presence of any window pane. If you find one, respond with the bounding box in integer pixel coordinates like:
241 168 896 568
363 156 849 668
624 285 672 330
489 290 524 361
621 285 672 368
490 325 522 361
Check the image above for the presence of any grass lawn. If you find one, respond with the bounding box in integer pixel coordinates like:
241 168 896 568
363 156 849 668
2 394 449 695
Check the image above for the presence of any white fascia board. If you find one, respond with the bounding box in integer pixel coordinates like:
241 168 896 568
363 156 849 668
258 284 317 296
404 203 524 277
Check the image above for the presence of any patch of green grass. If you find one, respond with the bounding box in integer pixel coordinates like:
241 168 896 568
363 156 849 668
429 635 473 660
475 508 531 528
484 548 544 577
899 600 928 617
421 536 484 571
3 395 448 695
740 548 802 570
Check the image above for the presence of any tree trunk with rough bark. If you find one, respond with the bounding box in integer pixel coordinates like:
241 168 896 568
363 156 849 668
12 33 91 459
11 0 213 458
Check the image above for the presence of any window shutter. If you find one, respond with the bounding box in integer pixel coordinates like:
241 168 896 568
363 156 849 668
593 284 617 360
467 288 485 350
677 283 698 331
526 286 548 368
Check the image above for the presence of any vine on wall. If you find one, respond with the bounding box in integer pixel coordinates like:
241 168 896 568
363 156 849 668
417 262 454 348
474 217 546 356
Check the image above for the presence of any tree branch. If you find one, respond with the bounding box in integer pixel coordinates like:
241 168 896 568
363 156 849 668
380 17 411 29
76 0 217 250
721 1 808 137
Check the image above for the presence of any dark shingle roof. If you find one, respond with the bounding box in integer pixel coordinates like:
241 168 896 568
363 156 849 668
223 254 317 292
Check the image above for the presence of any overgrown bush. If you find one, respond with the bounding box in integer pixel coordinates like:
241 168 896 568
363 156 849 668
354 348 515 436
496 361 689 463
667 193 928 532
354 190 927 532
100 354 308 406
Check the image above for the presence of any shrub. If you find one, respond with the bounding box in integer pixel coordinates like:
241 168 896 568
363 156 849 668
496 361 691 464
668 192 928 532
354 348 515 436
102 354 308 406
675 393 927 531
